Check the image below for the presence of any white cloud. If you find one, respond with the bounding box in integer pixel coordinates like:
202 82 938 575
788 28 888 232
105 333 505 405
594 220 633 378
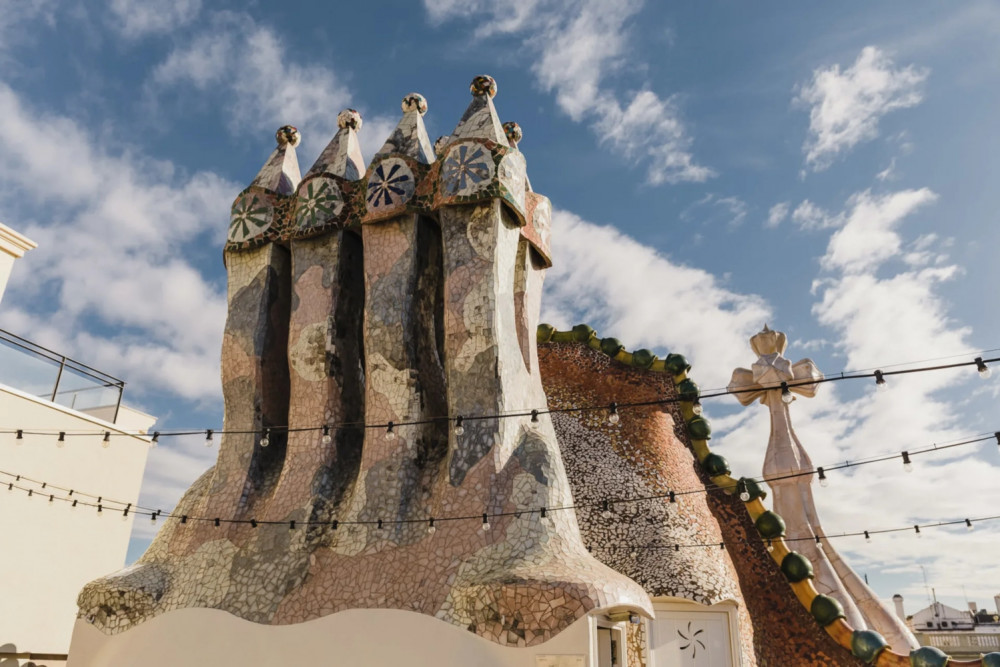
791 199 841 231
423 0 714 184
108 0 201 38
796 46 928 171
542 208 770 388
681 193 747 227
876 157 897 182
766 201 789 228
0 81 232 403
151 12 354 160
822 188 937 273
717 182 996 612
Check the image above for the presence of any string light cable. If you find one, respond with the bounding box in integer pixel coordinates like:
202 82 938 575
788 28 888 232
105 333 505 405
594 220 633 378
2 353 998 443
3 470 995 553
589 513 1000 553
2 427 998 528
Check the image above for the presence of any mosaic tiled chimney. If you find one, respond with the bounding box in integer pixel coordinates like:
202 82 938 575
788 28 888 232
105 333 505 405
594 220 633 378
76 76 652 645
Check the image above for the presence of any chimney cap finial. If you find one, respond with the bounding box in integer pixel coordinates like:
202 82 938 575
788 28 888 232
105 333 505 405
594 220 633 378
470 74 497 98
402 93 428 116
337 109 363 132
503 121 522 147
276 125 301 148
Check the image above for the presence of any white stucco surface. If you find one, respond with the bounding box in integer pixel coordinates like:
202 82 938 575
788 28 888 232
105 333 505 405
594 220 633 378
0 221 36 305
68 606 596 666
0 384 153 656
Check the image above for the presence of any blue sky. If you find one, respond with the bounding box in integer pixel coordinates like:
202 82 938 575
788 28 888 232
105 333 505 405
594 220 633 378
1 0 998 616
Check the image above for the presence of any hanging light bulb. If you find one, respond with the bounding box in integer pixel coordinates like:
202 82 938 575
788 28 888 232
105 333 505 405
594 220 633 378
122 508 130 522
376 519 383 530
259 428 270 448
214 517 221 527
607 403 620 425
692 399 703 416
15 429 23 442
150 431 160 447
669 491 676 503
965 518 974 531
530 410 539 423
780 382 794 404
71 499 78 509
481 513 490 531
102 431 111 448
540 507 548 520
914 525 922 538
27 489 33 500
766 539 774 552
48 494 54 505
427 517 436 534
454 416 465 436
150 511 158 525
738 480 750 502
57 431 65 448
817 466 829 487
97 503 103 517
250 519 258 528
321 425 332 446
874 370 887 391
719 542 725 550
864 530 871 543
902 451 913 472
976 357 991 379
601 500 613 519
385 422 396 441
205 429 214 446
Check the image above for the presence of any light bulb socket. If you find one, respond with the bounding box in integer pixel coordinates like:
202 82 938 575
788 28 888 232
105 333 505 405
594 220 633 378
976 357 991 378
817 466 828 486
530 409 539 423
874 370 887 389
454 416 465 436
780 382 794 404
607 403 620 425
966 518 973 531
864 530 871 542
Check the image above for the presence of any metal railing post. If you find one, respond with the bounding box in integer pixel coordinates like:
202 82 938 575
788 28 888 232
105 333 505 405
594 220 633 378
51 355 66 402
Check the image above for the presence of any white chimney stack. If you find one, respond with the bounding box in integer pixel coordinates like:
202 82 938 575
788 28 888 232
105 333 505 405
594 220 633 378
0 221 37 306
893 594 905 621
994 594 1000 617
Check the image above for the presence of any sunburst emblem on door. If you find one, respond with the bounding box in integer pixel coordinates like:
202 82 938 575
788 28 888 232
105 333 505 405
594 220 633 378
677 621 706 658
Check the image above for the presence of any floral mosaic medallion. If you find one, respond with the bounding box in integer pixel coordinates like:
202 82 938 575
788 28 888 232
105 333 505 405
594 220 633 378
295 177 344 230
441 141 495 196
498 152 526 210
228 192 273 243
365 157 415 213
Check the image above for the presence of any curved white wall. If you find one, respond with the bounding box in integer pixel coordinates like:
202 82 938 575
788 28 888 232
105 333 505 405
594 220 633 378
68 607 595 667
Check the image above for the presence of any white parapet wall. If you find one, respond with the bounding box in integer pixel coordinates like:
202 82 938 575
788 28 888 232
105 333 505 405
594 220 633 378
0 383 153 657
68 607 598 667
0 222 36 306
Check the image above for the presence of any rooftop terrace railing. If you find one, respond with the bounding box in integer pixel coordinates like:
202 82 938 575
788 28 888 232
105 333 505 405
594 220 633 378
0 328 124 422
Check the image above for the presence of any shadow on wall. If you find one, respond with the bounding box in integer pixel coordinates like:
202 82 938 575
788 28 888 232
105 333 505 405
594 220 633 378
0 642 55 666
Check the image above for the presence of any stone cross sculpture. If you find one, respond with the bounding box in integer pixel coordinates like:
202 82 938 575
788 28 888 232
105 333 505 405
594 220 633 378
728 325 918 652
77 76 649 646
